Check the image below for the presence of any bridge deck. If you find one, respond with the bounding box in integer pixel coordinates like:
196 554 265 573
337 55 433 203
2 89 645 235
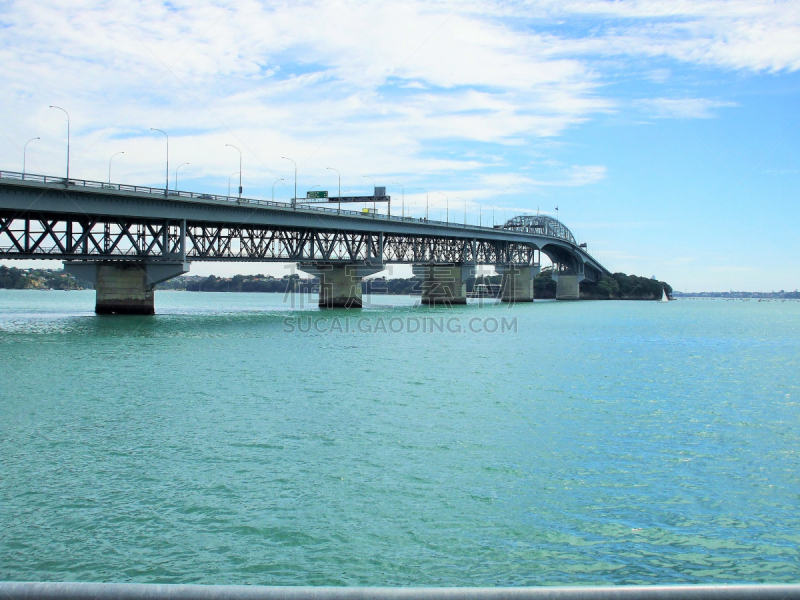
0 171 511 239
0 170 607 276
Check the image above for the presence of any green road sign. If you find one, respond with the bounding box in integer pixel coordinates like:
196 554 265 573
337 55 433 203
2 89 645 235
307 190 328 199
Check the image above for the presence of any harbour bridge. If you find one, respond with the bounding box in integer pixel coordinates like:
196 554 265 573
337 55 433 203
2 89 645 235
0 170 609 314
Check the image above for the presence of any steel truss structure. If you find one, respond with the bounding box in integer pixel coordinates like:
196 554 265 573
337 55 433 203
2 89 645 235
504 215 576 245
0 214 185 259
0 212 539 266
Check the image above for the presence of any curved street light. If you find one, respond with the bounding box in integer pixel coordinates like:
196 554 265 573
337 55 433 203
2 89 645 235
49 106 69 181
175 162 190 191
391 182 404 219
108 151 124 184
150 128 169 196
417 188 428 221
327 167 341 213
282 157 297 208
326 167 341 197
363 175 376 214
438 192 449 223
272 178 284 202
225 144 242 199
23 137 40 176
455 196 465 226
363 174 376 193
228 171 241 198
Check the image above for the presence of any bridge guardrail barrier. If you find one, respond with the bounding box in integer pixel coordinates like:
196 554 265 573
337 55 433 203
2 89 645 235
1 582 799 600
1 170 476 228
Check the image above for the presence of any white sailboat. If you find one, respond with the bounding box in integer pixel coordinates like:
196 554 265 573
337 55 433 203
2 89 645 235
661 288 669 302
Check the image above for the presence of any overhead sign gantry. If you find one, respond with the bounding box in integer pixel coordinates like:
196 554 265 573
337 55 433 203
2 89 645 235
294 186 391 215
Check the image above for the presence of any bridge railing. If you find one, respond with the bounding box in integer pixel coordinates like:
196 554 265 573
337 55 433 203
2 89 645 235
1 582 800 600
1 169 481 228
0 170 602 264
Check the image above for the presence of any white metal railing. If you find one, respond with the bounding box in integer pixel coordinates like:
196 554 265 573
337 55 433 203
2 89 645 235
0 582 799 600
0 169 489 230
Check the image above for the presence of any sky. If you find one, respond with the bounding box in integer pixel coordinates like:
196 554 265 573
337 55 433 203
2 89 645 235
0 0 798 291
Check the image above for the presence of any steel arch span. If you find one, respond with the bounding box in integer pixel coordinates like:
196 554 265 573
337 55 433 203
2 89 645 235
502 215 605 282
502 215 576 245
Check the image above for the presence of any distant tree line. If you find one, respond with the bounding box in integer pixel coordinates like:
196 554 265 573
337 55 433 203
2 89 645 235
156 269 669 300
580 272 672 300
363 277 421 295
158 274 317 293
672 290 800 299
0 266 84 290
159 274 424 294
158 273 561 296
2 266 671 300
366 272 561 297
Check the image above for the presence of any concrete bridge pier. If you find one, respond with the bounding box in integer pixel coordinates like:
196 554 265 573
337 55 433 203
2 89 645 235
297 261 384 308
554 274 583 300
497 264 539 303
64 261 190 315
413 264 474 306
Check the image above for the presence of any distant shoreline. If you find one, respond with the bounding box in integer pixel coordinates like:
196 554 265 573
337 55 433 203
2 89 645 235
672 291 800 299
5 289 797 299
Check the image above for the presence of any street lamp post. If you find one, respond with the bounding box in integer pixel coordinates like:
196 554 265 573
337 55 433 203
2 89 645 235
23 137 40 176
225 144 242 199
391 182 404 219
417 188 428 220
438 192 448 223
272 178 284 202
282 157 297 208
150 128 168 196
327 167 341 213
363 175 376 214
228 171 241 198
175 162 189 191
108 151 124 184
479 202 482 227
49 106 69 181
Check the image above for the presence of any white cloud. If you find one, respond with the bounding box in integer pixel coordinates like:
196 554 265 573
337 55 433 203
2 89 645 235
524 0 800 73
0 0 617 193
561 164 607 186
0 0 796 203
638 97 737 119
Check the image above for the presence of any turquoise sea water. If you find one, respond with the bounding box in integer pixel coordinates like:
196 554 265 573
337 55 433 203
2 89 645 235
1 290 799 586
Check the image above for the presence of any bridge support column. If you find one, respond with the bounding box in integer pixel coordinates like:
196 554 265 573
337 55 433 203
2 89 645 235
64 261 189 315
413 264 473 306
297 261 384 308
497 264 539 303
555 274 581 300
